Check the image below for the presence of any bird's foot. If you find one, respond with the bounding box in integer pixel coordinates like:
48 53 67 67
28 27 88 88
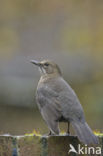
64 132 71 136
48 131 52 136
42 131 55 137
48 131 57 136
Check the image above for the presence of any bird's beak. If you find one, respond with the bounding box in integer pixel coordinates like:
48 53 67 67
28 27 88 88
30 60 41 66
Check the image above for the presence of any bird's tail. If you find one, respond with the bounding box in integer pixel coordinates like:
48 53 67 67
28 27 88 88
71 121 99 145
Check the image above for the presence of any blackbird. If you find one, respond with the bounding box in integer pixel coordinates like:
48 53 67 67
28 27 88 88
31 59 98 145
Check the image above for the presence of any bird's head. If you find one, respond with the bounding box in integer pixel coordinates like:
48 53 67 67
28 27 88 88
30 60 61 76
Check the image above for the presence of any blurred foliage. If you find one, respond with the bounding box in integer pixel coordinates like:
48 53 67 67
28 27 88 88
62 29 93 50
0 27 19 59
0 0 103 134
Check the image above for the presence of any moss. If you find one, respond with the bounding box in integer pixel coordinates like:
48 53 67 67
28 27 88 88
94 131 103 137
25 129 41 137
0 134 103 156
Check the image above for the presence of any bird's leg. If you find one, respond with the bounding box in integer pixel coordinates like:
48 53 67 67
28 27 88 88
42 131 52 137
66 122 70 135
42 131 55 137
48 131 52 135
48 131 56 136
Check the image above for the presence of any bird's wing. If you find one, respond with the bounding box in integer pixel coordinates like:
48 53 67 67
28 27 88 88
36 77 85 122
55 77 85 122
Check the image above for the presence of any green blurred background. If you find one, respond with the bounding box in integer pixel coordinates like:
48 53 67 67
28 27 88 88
0 0 103 135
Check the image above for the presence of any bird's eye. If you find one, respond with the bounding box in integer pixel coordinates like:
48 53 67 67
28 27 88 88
44 63 49 66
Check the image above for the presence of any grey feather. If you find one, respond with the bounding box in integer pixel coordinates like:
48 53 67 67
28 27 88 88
32 60 99 145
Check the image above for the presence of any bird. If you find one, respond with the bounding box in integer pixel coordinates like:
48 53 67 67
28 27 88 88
30 59 99 145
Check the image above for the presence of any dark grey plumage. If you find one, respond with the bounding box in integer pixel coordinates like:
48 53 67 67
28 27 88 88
31 59 99 145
